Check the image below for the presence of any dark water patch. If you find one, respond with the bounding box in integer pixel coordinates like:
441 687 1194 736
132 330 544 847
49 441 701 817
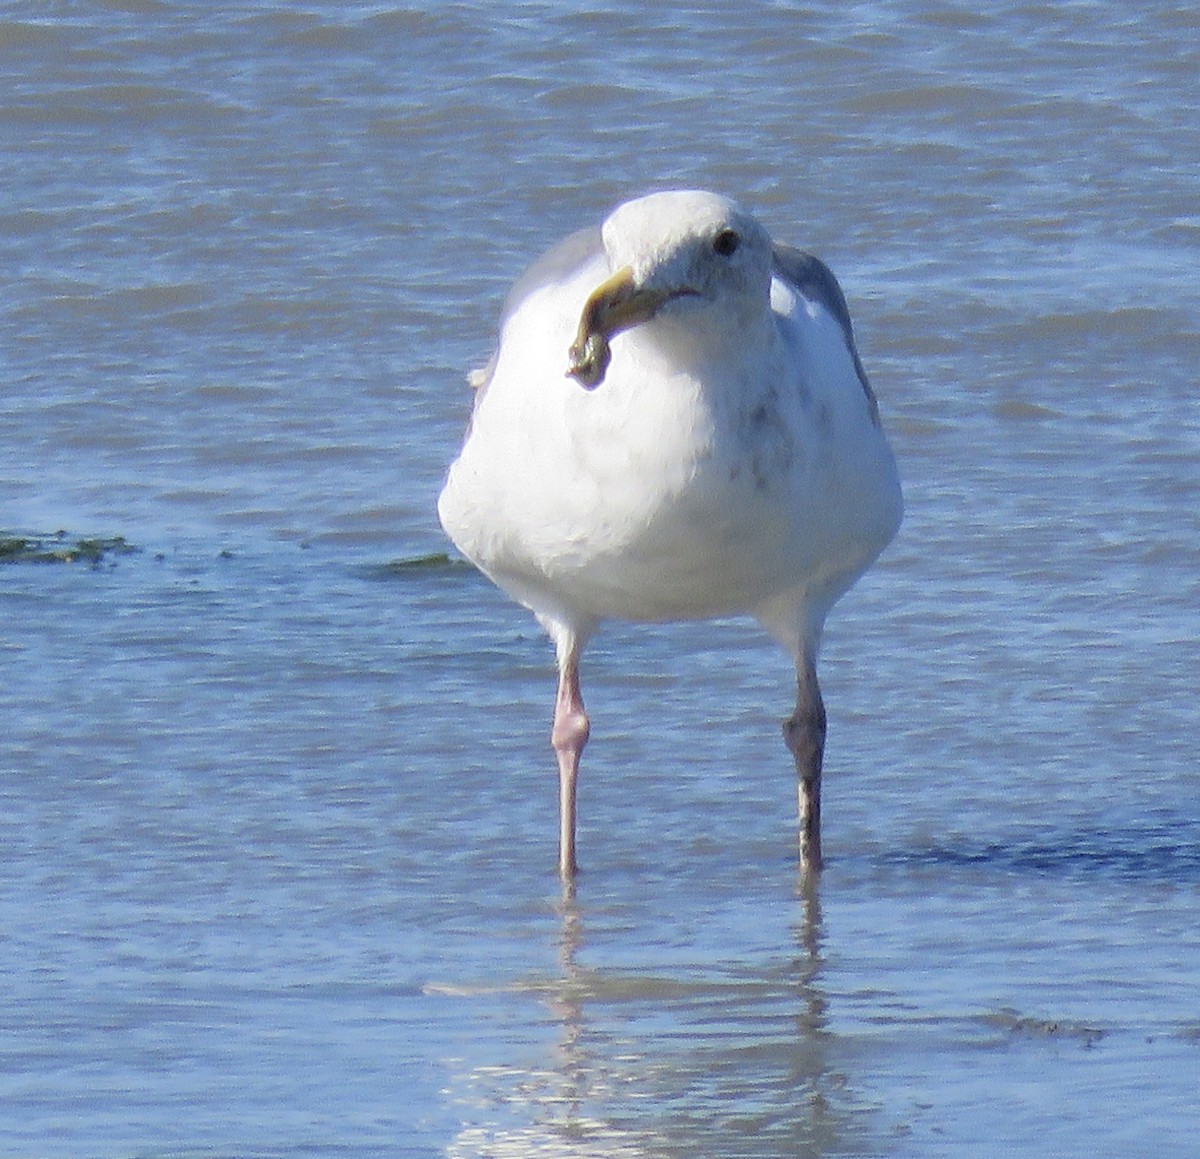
0 532 139 567
878 821 1200 884
991 398 1060 421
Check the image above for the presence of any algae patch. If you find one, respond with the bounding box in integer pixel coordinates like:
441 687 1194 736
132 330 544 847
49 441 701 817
981 1009 1106 1047
0 532 139 566
360 552 474 580
381 551 458 572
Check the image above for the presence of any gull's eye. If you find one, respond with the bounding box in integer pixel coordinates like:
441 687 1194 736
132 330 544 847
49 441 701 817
712 228 740 257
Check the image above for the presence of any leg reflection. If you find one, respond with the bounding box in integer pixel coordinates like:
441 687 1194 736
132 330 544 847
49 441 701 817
531 877 861 1157
445 878 868 1157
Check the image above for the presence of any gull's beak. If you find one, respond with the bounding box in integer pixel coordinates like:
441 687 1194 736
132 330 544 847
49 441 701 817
567 266 671 388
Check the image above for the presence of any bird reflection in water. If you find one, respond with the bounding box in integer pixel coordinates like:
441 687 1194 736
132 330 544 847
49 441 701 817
446 879 861 1157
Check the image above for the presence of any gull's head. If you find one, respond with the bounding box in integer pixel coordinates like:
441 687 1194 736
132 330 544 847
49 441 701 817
568 190 773 388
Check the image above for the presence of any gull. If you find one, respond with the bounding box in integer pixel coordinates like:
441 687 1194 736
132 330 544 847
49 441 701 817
438 190 902 881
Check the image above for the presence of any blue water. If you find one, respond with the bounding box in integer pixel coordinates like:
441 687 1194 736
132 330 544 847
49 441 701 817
2 3 1199 1156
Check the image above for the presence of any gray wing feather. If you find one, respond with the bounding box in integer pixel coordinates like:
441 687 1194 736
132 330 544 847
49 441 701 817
772 244 880 422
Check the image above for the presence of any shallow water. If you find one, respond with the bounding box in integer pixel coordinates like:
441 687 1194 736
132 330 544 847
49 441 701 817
2 3 1199 1156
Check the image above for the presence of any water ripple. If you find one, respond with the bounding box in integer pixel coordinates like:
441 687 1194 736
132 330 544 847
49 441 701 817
879 820 1200 883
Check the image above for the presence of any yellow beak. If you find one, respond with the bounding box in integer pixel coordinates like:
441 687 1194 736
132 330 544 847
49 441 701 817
567 266 671 388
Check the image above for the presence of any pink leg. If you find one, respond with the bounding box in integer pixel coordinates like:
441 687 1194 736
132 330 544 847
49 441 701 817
783 651 826 877
551 637 589 880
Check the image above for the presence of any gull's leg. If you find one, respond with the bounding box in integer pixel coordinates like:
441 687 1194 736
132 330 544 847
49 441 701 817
551 632 590 880
783 650 826 876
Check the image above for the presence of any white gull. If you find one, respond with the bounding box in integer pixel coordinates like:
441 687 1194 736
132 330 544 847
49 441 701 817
438 190 902 880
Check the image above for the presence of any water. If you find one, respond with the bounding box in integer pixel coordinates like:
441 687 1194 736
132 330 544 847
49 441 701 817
2 2 1198 1155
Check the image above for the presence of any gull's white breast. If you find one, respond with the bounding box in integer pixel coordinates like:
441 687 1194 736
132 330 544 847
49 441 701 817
438 264 900 627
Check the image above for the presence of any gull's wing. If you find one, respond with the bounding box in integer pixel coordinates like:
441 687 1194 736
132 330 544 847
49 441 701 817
772 244 880 423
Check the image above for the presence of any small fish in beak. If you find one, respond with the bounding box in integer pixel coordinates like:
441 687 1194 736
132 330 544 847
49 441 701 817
567 266 673 388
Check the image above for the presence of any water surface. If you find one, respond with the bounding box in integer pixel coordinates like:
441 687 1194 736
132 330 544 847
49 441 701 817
2 3 1198 1156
